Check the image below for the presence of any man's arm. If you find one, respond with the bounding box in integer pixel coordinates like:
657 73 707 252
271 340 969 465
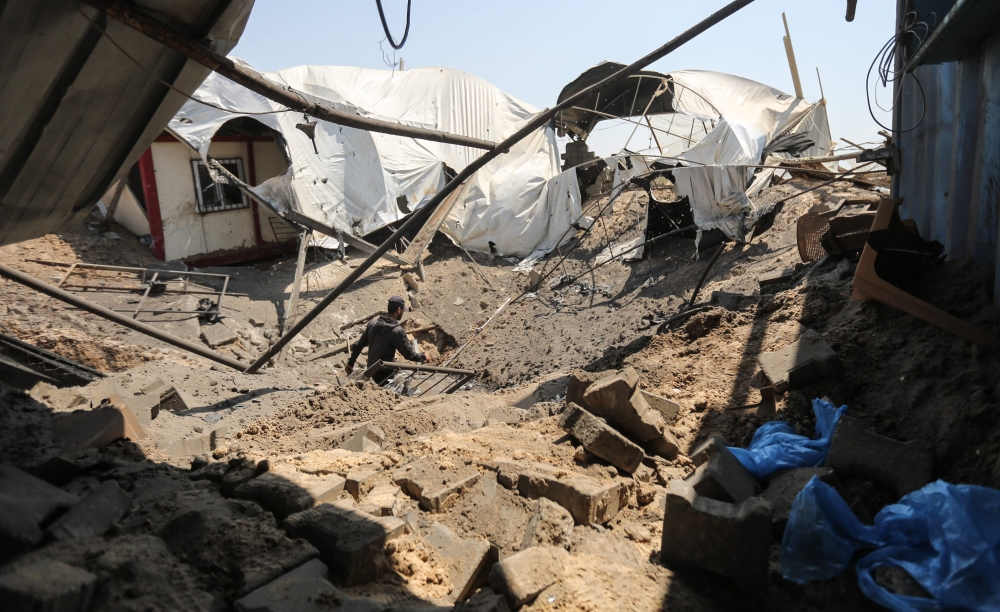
390 327 425 363
345 326 370 374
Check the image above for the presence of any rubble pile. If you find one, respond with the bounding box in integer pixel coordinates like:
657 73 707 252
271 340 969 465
2 174 1000 611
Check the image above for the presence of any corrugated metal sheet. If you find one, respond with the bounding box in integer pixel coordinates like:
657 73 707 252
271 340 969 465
893 2 1000 306
0 0 254 247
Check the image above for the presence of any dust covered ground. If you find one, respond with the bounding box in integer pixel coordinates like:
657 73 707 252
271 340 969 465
2 173 999 611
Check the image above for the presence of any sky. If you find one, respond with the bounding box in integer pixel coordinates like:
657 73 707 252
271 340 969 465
231 1 896 157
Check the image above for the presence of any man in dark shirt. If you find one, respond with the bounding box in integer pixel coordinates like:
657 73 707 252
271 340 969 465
345 295 426 385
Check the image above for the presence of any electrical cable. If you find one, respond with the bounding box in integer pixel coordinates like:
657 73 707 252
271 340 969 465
376 0 411 49
865 10 936 133
75 3 293 116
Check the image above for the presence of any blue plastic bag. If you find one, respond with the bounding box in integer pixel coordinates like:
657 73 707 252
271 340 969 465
782 477 1000 611
728 398 847 481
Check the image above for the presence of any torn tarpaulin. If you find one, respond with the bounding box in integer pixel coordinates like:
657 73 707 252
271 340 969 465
781 477 1000 612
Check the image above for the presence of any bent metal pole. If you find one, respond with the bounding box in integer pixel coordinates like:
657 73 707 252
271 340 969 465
245 0 756 374
84 0 496 152
0 263 246 371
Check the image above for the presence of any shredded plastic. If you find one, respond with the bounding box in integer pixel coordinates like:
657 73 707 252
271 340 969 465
782 477 1000 611
728 398 847 481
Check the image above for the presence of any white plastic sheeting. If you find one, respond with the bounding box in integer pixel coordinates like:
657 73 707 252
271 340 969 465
642 70 833 239
168 60 581 257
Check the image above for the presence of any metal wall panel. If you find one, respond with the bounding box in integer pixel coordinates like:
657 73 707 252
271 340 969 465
893 15 1000 306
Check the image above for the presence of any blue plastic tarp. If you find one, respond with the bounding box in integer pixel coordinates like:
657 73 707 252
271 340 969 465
781 477 1000 611
728 398 847 481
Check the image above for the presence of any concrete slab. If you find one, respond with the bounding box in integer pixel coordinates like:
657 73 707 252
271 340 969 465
0 559 96 612
394 459 481 513
47 480 133 542
234 559 383 612
282 504 405 586
517 470 623 526
424 522 494 602
488 546 568 607
52 398 146 454
358 483 402 517
201 323 238 348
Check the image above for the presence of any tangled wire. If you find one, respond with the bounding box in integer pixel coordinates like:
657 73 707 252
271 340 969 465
376 0 411 49
866 10 937 133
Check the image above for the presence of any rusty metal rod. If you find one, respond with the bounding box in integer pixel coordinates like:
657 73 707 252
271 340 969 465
0 264 246 371
84 0 496 151
244 0 756 374
442 373 476 394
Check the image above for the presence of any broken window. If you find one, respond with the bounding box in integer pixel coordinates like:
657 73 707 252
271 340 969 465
192 158 250 213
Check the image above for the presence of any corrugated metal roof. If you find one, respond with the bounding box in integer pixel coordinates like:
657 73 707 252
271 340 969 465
0 0 254 247
893 0 1000 306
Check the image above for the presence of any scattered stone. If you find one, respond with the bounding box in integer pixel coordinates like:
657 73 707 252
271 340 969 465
660 479 772 593
425 522 495 602
234 559 382 612
346 468 382 501
757 329 841 392
47 480 132 542
0 464 78 557
0 559 97 612
249 317 265 327
517 469 624 526
201 323 238 348
558 402 645 474
566 370 602 408
358 483 402 517
282 504 405 586
763 467 836 526
488 546 568 608
402 272 419 292
394 459 481 513
624 523 652 542
684 435 757 503
826 416 934 497
454 297 465 306
520 498 574 550
633 463 655 483
51 397 146 454
581 368 639 416
639 390 680 424
233 464 346 519
339 424 386 453
758 267 795 287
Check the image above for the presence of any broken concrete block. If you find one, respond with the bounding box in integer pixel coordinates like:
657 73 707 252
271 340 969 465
234 558 382 612
282 504 405 586
660 479 772 593
757 329 841 392
0 464 78 557
0 559 97 612
339 424 385 453
124 393 159 425
581 368 639 417
51 398 146 454
233 464 346 520
201 323 238 347
684 435 757 503
47 480 132 542
689 433 727 467
763 467 835 525
357 483 402 517
219 461 259 497
394 459 481 513
559 402 645 474
826 416 933 497
640 390 680 424
28 450 107 487
517 470 623 526
520 497 574 550
758 267 795 287
402 272 419 292
566 370 602 408
142 382 190 414
29 382 88 411
488 545 568 608
346 468 382 501
425 522 494 602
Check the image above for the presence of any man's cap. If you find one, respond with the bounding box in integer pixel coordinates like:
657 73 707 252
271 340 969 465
388 295 407 310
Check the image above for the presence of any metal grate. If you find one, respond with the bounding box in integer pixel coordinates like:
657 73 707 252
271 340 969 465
192 158 250 213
